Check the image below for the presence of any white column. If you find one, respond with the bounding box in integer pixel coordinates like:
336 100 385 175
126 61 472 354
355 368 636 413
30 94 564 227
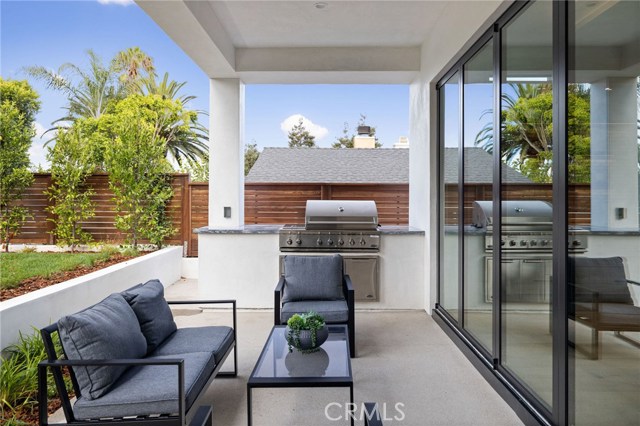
209 78 245 228
590 77 639 230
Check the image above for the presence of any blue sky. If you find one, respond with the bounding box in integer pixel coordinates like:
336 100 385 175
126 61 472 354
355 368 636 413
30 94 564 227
1 0 410 169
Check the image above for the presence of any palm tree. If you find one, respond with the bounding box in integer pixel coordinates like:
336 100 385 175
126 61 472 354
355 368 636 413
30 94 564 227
112 47 155 92
135 72 209 166
25 50 122 127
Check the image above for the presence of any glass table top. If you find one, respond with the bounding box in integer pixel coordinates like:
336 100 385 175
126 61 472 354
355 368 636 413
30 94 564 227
250 325 352 381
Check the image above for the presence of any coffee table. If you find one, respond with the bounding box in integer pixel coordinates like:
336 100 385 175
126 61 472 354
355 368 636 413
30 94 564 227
247 325 354 426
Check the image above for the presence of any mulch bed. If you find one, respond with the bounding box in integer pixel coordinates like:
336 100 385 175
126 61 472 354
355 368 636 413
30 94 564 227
0 253 142 302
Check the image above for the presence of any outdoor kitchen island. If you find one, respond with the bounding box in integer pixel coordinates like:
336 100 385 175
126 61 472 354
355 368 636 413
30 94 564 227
194 225 425 310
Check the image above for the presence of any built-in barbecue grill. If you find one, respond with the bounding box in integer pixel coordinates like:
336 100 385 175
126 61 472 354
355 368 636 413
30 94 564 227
279 200 380 301
472 200 587 303
279 200 380 251
472 200 587 253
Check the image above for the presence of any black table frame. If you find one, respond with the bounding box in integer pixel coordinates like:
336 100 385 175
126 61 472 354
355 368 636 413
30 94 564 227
247 325 354 426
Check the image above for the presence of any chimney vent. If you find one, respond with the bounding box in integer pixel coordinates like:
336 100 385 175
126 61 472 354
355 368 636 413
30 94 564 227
357 126 371 135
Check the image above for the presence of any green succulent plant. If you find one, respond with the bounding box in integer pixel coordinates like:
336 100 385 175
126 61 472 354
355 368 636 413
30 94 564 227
285 311 325 353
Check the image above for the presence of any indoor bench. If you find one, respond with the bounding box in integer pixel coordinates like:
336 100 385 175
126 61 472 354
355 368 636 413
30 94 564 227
38 279 237 426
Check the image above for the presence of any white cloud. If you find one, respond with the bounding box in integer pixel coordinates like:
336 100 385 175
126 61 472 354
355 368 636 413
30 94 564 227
280 114 329 140
29 123 53 170
97 0 134 6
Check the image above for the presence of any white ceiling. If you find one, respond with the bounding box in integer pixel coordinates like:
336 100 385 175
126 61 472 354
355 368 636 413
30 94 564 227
136 0 468 83
203 1 447 48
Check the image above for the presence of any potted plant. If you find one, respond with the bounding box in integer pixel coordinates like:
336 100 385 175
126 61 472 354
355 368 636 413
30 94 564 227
285 311 329 353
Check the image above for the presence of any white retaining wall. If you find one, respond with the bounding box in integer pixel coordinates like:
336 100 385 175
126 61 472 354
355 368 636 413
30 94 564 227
0 246 182 351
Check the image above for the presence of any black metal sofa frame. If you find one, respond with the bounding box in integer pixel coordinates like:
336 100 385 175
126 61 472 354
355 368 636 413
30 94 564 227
38 299 237 426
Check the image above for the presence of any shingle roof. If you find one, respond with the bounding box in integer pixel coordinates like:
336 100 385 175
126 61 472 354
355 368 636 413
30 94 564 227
245 147 530 184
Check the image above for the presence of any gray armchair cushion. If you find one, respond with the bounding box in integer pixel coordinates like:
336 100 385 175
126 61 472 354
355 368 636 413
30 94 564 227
569 257 633 304
281 300 349 323
122 279 177 353
282 255 343 303
58 293 147 400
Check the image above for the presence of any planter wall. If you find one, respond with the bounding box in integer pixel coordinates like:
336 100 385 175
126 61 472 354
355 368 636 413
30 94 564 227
0 246 182 351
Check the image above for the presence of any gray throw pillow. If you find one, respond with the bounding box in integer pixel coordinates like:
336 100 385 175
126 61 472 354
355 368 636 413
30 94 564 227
282 255 343 303
58 293 147 400
122 279 177 353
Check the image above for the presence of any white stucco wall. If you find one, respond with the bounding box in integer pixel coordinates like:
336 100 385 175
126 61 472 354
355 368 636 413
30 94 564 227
197 232 424 309
409 1 510 313
0 247 182 351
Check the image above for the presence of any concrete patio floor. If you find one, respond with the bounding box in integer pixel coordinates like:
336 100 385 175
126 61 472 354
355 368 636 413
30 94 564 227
164 279 523 426
48 278 523 425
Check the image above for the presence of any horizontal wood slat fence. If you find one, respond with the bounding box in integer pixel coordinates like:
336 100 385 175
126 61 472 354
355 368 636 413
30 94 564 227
10 175 591 257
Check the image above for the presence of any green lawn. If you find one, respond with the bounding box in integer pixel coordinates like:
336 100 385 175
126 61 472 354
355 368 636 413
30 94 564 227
0 251 114 290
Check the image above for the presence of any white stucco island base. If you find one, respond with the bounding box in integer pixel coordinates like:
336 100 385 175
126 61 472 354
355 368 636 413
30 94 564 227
196 228 425 310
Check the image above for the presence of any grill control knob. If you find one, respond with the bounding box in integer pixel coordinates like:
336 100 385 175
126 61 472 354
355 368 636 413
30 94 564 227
349 239 356 246
338 239 345 246
541 240 549 246
360 239 367 246
327 238 334 246
530 240 538 246
316 238 323 246
509 240 517 247
295 238 302 245
500 240 506 246
572 240 582 246
286 238 293 245
520 240 527 247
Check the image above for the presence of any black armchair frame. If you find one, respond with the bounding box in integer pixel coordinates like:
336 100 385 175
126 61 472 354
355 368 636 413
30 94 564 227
38 299 237 426
570 281 640 360
274 274 355 357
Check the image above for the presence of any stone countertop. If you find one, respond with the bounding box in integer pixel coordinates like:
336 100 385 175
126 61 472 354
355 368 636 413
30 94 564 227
194 225 425 235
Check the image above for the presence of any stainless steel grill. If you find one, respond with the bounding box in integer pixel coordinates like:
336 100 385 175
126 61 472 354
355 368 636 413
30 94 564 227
279 200 380 301
279 200 380 251
472 200 587 253
473 200 587 303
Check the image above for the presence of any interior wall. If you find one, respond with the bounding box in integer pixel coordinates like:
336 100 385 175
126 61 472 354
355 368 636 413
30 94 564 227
409 0 510 313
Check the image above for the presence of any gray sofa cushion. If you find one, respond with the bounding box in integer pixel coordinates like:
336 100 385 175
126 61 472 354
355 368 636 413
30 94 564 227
72 351 216 419
282 255 343 303
151 326 234 364
569 257 633 304
281 300 349 323
122 279 177 353
58 293 147 400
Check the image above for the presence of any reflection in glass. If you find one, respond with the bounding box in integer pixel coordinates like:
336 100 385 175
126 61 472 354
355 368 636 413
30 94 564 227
568 1 640 424
500 0 553 408
463 41 494 352
440 73 460 321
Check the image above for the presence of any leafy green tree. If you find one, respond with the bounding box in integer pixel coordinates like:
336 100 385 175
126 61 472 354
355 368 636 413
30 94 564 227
46 126 97 251
134 72 208 166
475 83 591 183
179 156 209 182
112 47 155 91
101 96 175 249
332 114 381 148
0 78 40 251
244 143 260 175
288 118 316 148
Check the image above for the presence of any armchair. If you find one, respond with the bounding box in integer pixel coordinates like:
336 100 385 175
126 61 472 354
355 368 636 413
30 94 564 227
568 256 640 359
274 254 355 357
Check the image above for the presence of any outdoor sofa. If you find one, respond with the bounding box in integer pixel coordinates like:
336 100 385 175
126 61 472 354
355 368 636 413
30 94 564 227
38 279 237 426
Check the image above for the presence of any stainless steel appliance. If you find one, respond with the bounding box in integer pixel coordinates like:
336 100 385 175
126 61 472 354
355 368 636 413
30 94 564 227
472 201 587 303
279 200 380 301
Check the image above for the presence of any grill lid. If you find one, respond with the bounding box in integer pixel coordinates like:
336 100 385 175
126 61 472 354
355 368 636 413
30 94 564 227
305 200 379 230
472 200 552 228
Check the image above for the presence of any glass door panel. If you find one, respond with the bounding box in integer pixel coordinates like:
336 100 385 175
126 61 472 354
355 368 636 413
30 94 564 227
500 0 554 408
463 40 494 352
568 1 640 424
440 73 461 322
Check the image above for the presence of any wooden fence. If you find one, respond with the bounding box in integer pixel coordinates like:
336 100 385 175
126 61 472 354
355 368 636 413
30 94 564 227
10 174 591 257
